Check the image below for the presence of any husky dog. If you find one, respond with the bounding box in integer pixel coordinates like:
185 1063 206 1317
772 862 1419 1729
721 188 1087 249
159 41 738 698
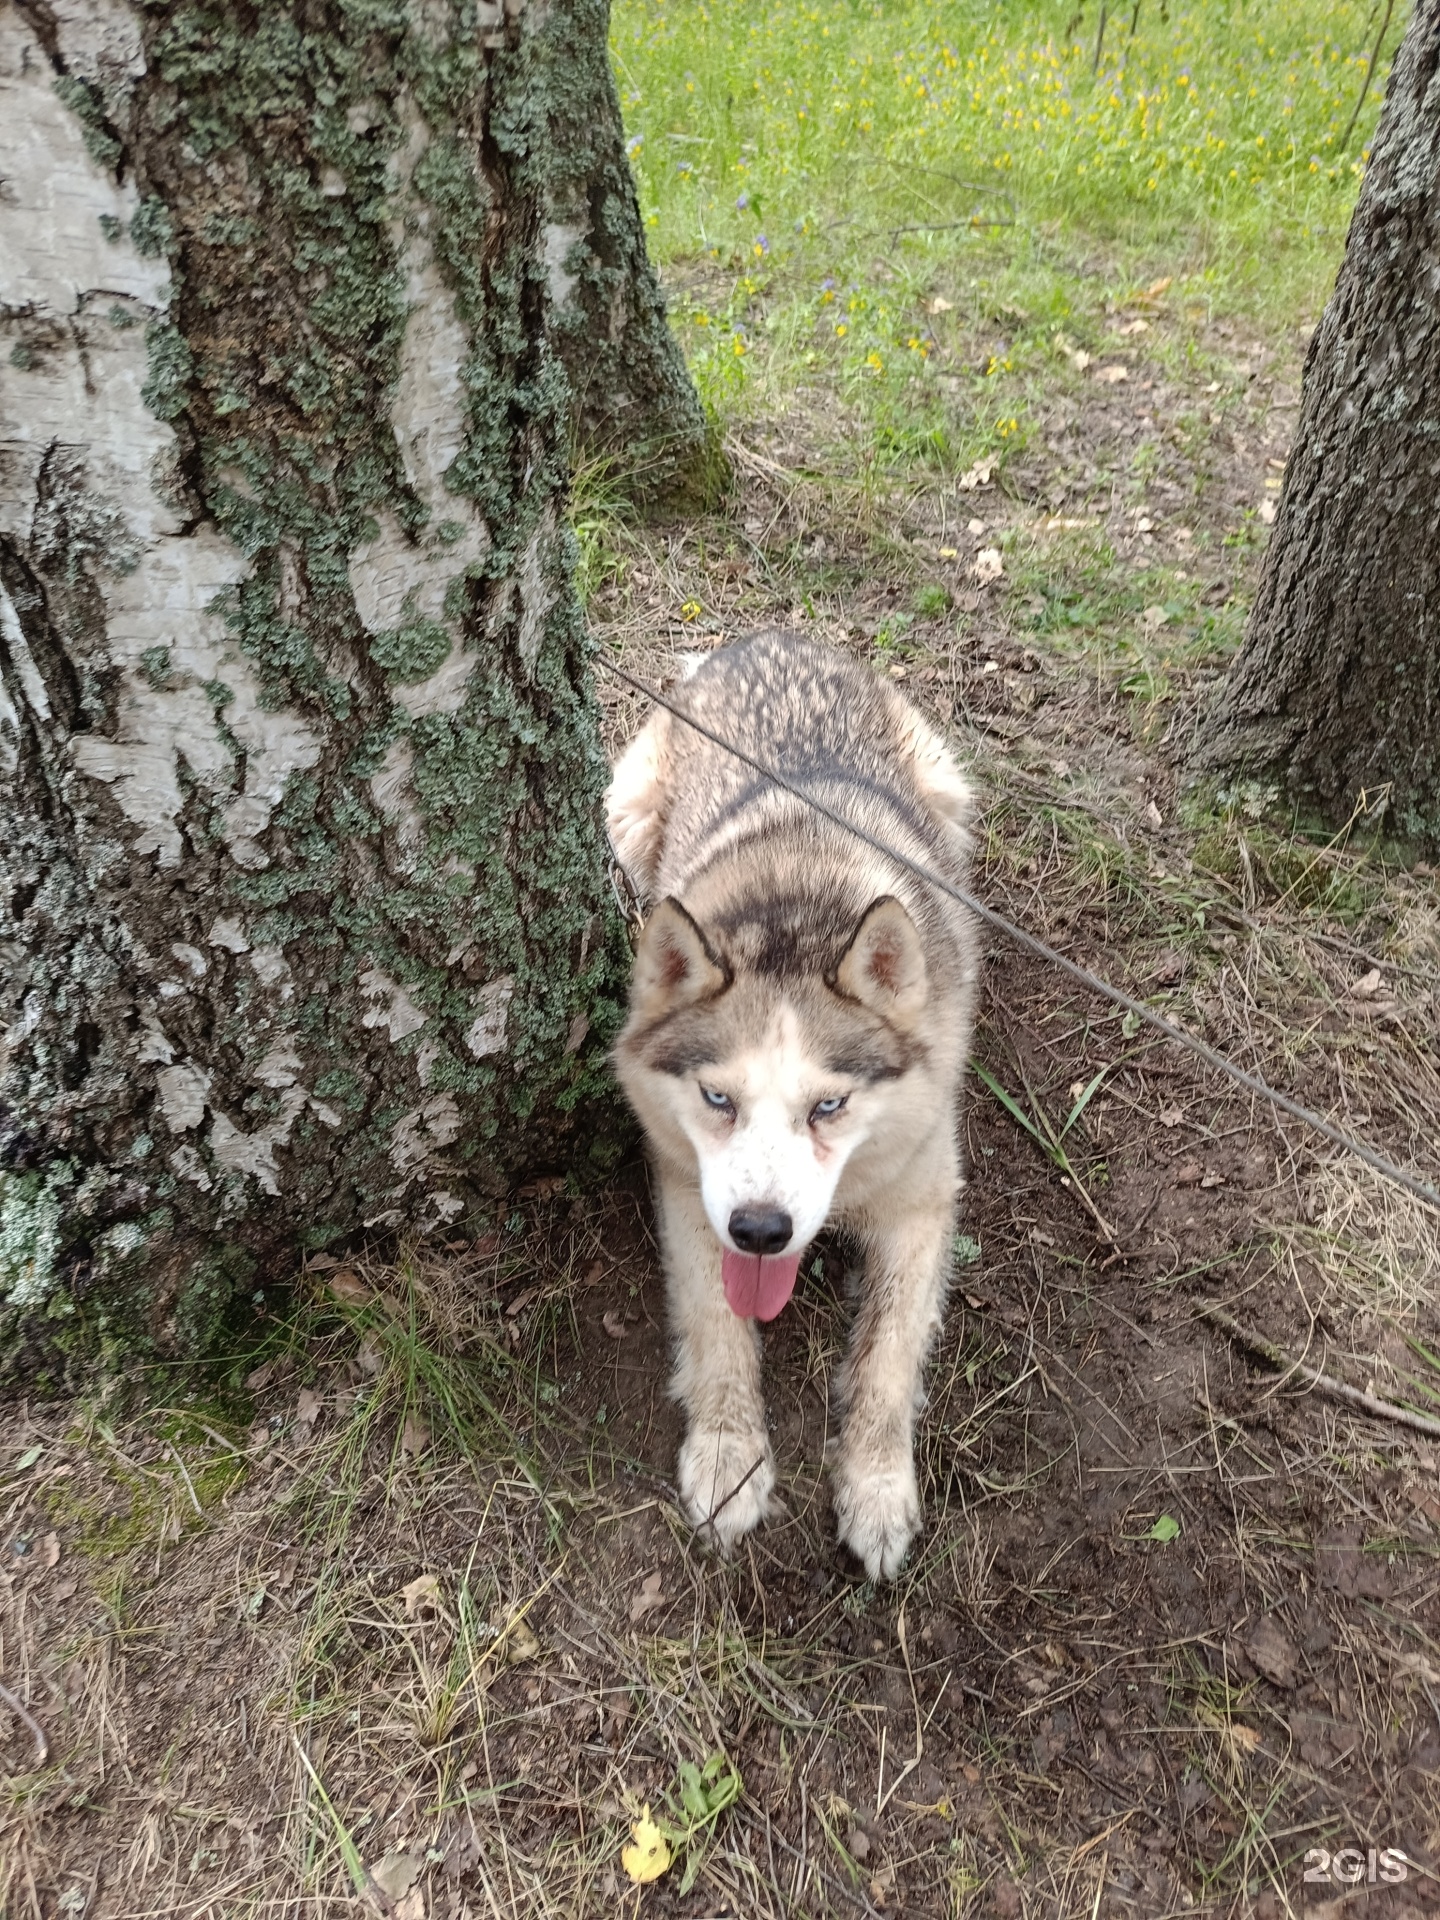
606 631 977 1579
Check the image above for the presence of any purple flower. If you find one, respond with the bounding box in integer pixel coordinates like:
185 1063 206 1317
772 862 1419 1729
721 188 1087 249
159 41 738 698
754 233 769 253
736 192 750 211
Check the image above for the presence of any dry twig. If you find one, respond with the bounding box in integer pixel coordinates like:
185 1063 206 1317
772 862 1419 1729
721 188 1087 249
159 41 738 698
1195 1299 1440 1439
0 1677 49 1766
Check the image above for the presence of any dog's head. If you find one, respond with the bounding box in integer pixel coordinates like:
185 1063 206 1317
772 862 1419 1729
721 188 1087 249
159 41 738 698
616 893 930 1267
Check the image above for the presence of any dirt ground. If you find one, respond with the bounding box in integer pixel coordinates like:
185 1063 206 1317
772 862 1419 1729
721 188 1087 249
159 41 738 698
5 286 1440 1920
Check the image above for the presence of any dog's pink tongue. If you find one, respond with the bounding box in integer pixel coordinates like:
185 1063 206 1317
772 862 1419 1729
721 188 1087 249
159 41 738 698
722 1248 803 1322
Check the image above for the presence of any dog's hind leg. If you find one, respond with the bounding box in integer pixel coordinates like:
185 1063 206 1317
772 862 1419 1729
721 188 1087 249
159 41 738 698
658 1179 777 1554
832 1188 955 1581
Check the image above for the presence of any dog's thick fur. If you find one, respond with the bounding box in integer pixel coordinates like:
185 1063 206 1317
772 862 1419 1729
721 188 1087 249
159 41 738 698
606 631 977 1579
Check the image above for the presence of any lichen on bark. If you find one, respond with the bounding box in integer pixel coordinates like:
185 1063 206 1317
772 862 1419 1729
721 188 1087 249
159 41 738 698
1 0 636 1380
1193 0 1440 847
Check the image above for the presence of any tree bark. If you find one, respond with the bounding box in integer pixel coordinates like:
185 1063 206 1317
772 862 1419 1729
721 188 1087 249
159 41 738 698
537 0 710 501
1192 0 1440 845
0 0 631 1376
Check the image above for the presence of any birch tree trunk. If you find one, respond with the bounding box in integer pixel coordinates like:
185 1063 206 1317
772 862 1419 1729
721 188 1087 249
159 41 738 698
1192 0 1440 846
539 0 709 498
0 0 632 1377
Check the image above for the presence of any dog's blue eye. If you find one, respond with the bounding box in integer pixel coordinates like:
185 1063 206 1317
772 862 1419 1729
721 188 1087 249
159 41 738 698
700 1087 733 1111
811 1094 848 1121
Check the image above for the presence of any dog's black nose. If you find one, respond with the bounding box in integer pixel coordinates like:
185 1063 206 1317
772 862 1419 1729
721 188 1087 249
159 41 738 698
728 1207 793 1255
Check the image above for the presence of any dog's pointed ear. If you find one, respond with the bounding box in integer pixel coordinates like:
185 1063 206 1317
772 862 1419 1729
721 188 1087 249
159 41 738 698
632 898 728 1021
833 896 928 1028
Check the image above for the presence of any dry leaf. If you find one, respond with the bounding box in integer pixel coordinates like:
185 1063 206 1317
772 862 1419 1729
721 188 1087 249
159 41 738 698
1175 1162 1203 1187
1140 604 1170 631
394 1890 425 1920
39 1531 60 1570
1093 364 1129 384
305 1251 340 1270
400 1413 431 1459
957 459 994 491
370 1851 421 1901
1231 1723 1263 1752
402 1573 442 1618
1158 1106 1185 1129
628 1570 666 1624
1135 514 1154 533
1349 967 1383 998
602 1309 630 1341
1258 498 1277 524
621 1807 672 1885
1145 799 1164 829
972 547 1004 584
966 516 986 536
55 1576 78 1601
1139 274 1172 300
1118 317 1150 335
294 1387 322 1429
506 1287 539 1318
1245 1616 1299 1689
356 1336 383 1376
1068 347 1093 371
928 295 953 313
245 1359 276 1391
505 1617 541 1665
328 1269 371 1306
1200 1170 1227 1189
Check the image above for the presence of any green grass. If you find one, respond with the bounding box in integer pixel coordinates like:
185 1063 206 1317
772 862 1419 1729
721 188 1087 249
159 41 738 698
614 0 1400 465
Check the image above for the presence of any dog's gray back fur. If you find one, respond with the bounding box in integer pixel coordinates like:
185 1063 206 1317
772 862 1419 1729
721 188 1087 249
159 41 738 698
615 629 975 999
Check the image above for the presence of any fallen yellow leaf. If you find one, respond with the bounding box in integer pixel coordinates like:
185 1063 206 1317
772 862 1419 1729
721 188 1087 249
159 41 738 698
621 1806 672 1884
401 1572 442 1618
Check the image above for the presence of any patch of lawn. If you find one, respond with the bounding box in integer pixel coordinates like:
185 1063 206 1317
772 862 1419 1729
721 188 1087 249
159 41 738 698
615 0 1397 469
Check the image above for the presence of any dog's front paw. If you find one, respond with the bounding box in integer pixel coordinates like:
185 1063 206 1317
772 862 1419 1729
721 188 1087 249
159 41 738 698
677 1426 775 1554
832 1454 921 1581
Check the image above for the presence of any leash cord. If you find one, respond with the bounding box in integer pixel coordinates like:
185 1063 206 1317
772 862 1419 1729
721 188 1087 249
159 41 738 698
594 653 1440 1215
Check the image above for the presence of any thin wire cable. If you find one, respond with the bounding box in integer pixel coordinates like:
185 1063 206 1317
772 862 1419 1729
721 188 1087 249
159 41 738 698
596 654 1440 1214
